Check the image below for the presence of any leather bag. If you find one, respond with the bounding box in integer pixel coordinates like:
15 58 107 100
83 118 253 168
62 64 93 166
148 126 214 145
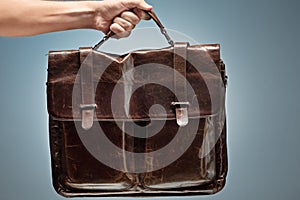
47 11 228 197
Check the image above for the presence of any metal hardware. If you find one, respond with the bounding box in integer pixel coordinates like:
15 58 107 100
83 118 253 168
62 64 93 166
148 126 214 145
93 10 174 50
80 104 97 110
171 102 189 127
160 28 174 46
171 102 190 106
93 32 114 50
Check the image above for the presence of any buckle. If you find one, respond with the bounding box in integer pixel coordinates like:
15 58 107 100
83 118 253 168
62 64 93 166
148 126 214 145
80 104 97 110
80 104 97 130
171 102 189 127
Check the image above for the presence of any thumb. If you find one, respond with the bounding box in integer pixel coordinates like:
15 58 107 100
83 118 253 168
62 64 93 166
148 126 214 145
124 0 152 11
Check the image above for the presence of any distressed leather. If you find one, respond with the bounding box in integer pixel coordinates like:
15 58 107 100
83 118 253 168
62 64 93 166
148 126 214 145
47 44 228 197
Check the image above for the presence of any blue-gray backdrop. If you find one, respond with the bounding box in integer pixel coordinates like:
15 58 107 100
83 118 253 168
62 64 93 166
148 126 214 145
0 0 299 199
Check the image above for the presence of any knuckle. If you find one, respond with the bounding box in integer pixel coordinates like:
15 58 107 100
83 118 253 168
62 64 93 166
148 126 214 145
124 22 133 30
110 24 123 34
132 16 140 24
115 18 134 31
121 11 139 24
120 11 130 18
113 17 121 23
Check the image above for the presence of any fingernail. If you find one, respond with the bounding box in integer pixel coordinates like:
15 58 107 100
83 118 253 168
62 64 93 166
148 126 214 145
147 7 152 11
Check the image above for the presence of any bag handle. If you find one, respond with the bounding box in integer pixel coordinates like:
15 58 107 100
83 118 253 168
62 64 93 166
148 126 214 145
93 10 174 50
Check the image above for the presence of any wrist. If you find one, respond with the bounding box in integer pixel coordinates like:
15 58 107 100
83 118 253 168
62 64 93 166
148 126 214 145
86 1 107 32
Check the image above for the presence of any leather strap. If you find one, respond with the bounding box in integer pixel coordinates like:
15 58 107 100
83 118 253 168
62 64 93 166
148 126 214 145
79 47 96 130
93 10 174 49
174 42 189 101
173 42 190 127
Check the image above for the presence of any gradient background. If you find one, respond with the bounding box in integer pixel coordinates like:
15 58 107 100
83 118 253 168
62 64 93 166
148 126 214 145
0 0 299 199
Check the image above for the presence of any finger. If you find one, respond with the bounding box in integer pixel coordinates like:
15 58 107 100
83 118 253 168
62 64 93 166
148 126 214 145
110 23 132 38
123 0 152 11
110 23 126 34
133 8 151 20
120 11 141 25
113 17 135 31
113 31 132 39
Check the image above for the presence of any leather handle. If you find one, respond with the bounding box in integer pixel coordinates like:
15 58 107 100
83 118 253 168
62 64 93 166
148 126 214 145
93 10 174 50
145 10 165 29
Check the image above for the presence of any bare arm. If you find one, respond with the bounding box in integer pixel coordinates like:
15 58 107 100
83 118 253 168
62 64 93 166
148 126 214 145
0 0 152 37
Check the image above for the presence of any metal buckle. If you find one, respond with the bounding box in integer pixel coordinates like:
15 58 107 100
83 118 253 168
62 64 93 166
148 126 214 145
80 104 97 130
80 104 97 110
171 102 189 127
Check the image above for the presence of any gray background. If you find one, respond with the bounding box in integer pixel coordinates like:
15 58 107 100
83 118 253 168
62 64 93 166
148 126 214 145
0 0 299 199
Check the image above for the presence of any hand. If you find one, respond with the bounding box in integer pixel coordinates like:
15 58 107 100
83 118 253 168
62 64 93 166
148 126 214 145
0 0 152 37
95 0 152 37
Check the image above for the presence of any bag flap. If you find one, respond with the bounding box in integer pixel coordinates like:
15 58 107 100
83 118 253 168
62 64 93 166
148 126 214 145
47 44 225 121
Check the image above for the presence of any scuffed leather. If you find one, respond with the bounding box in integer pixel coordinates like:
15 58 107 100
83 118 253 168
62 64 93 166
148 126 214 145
47 44 228 197
47 44 224 121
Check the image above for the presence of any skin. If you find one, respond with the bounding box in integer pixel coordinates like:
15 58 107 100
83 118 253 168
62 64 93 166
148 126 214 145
0 0 152 37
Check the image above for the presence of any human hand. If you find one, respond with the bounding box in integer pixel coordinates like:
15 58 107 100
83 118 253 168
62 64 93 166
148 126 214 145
95 0 152 37
0 0 152 37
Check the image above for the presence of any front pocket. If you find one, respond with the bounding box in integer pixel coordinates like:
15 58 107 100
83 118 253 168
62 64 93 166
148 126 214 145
141 117 217 189
60 120 134 191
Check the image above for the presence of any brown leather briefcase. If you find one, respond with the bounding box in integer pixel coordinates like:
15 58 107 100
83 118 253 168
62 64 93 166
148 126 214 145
47 11 228 197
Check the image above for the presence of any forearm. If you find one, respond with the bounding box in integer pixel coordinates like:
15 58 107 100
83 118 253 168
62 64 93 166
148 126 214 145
0 0 101 37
